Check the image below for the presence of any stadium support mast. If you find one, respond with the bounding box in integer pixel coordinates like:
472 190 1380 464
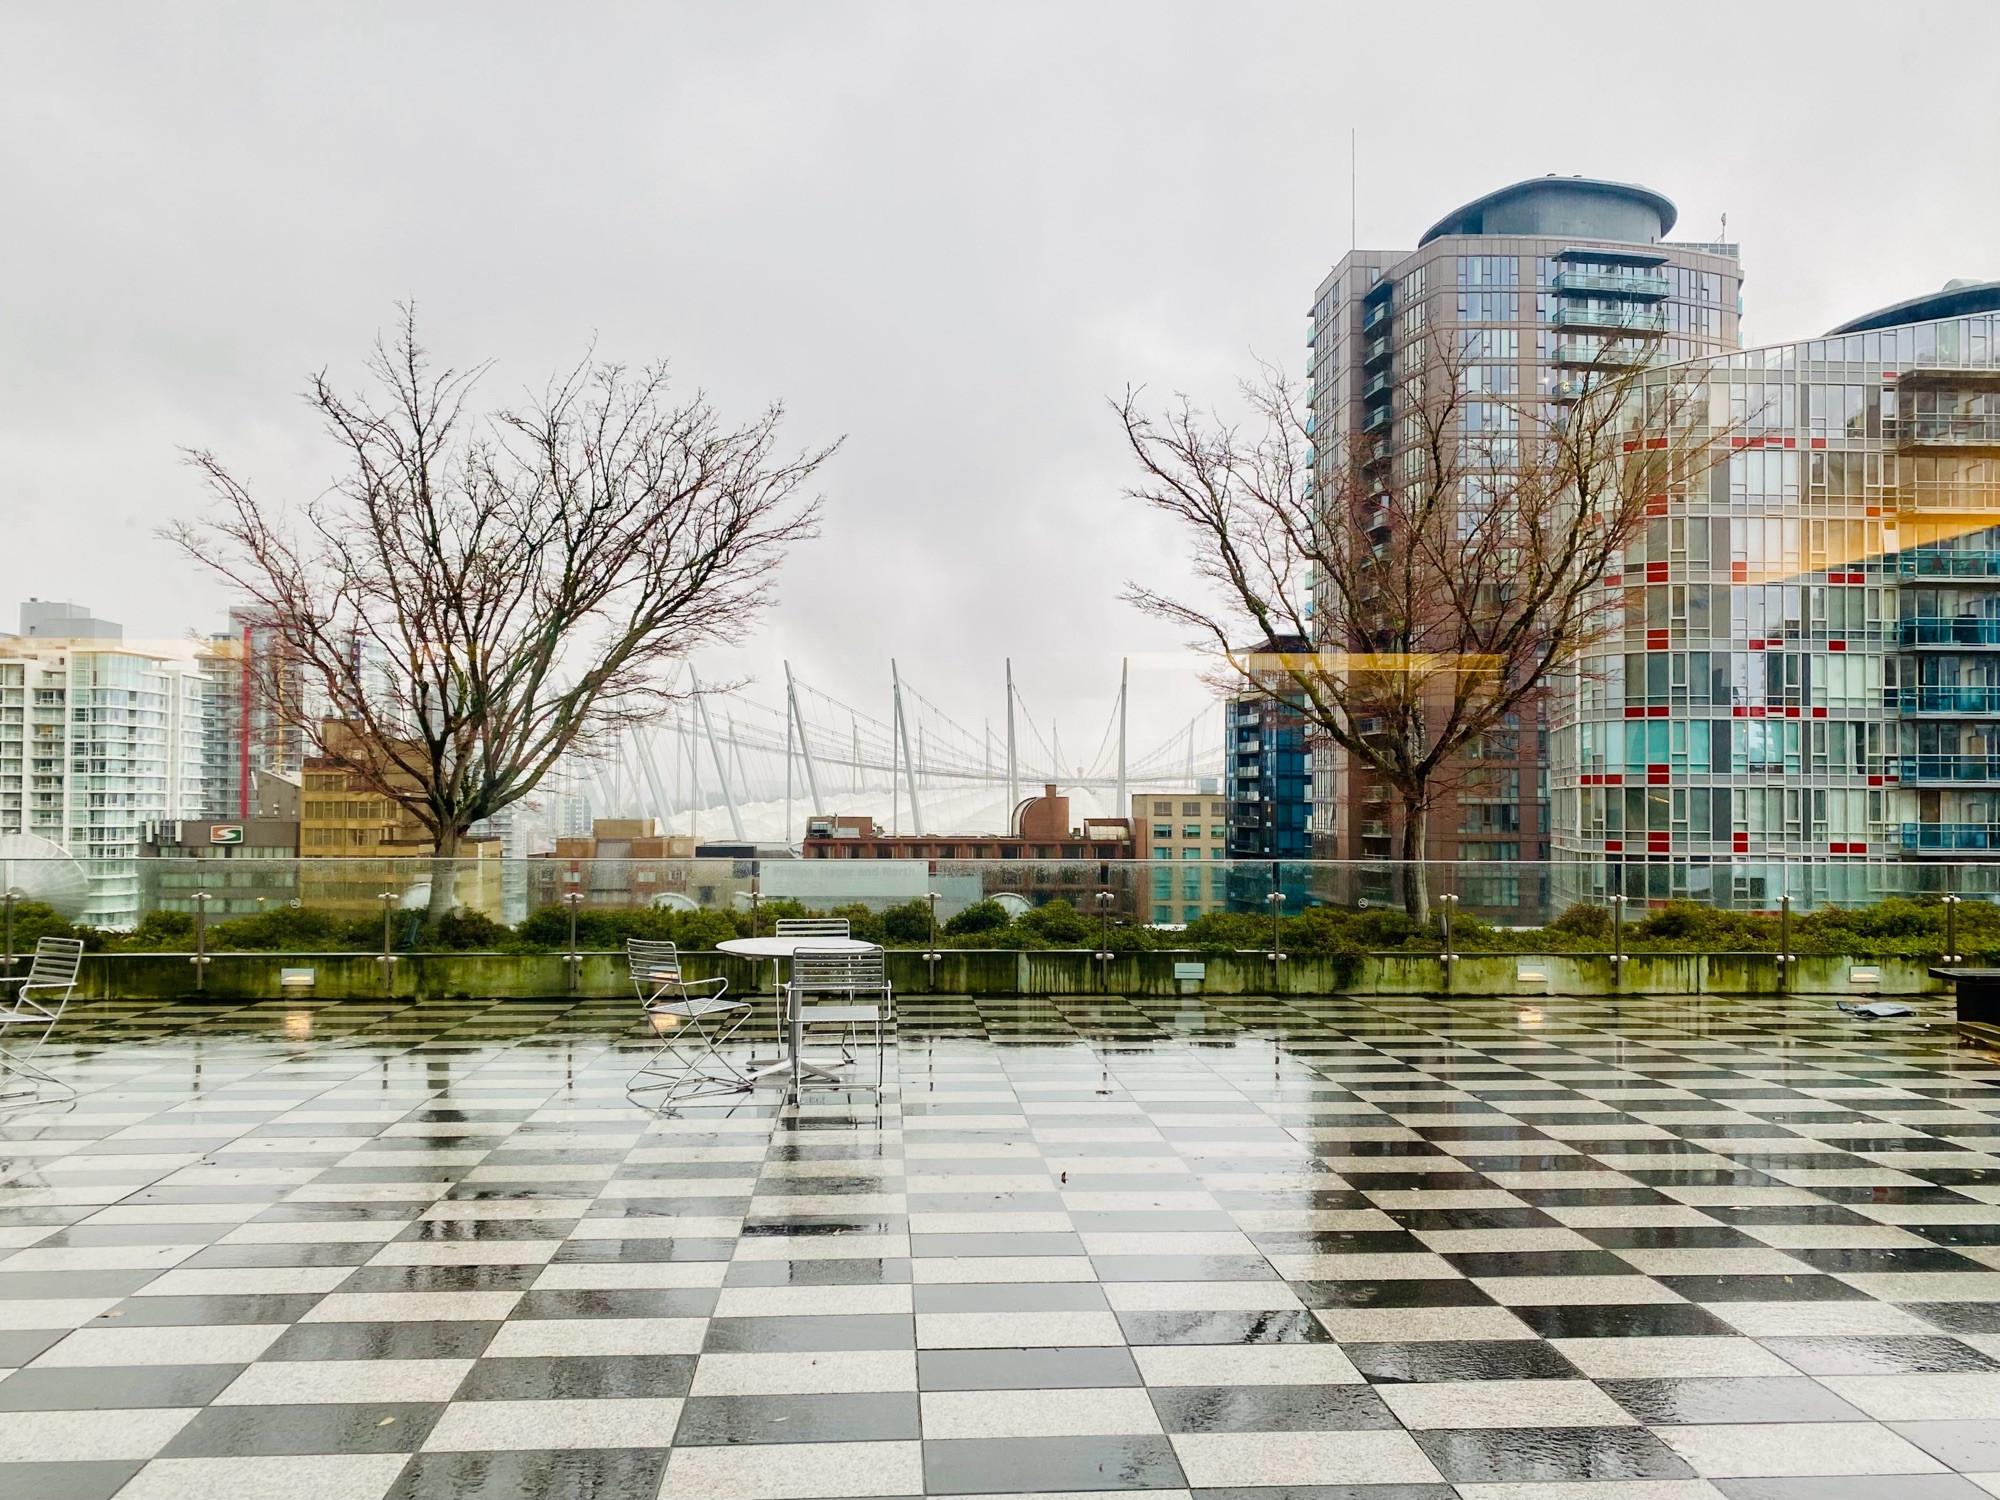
784 662 823 815
1116 657 1128 819
689 668 746 843
892 659 925 835
1005 658 1018 822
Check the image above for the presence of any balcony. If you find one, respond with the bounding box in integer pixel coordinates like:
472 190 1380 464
1361 370 1393 401
1897 754 2000 784
1893 550 2000 578
1361 300 1393 333
1362 334 1392 366
1902 822 2000 851
1361 403 1393 435
1550 342 1648 368
1896 686 2000 715
1551 269 1670 299
1899 414 2000 452
1553 303 1668 333
1899 617 2000 647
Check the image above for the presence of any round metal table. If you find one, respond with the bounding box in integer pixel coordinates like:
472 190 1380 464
715 936 874 1086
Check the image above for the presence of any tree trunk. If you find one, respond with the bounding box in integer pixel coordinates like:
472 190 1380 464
1397 796 1430 926
426 826 462 928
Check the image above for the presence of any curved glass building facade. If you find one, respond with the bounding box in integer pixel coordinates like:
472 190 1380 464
1550 285 2000 906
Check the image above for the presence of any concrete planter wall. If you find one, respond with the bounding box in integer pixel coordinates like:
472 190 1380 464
65 950 1947 1002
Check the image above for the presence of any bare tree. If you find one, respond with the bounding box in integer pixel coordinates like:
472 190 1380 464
168 310 831 921
1118 335 1717 921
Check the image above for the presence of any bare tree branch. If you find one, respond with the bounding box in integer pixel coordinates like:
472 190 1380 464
1118 333 1723 919
163 307 832 919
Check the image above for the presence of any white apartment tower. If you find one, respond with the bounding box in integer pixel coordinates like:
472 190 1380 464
0 603 208 928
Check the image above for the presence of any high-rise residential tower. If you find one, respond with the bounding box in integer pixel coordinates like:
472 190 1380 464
198 605 304 820
1306 176 1745 912
0 612 207 928
1551 279 2000 907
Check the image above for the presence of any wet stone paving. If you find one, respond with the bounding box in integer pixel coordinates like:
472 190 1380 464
6 990 2000 1499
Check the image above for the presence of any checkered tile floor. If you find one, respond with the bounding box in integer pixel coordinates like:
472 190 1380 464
6 988 2000 1499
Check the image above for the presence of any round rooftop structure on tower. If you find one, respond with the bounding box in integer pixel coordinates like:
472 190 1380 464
1418 175 1677 248
1827 278 2000 334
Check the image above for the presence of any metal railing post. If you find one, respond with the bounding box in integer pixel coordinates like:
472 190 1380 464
1611 893 1626 986
924 890 942 991
380 891 398 996
1267 883 1286 989
3 889 15 975
564 891 584 993
1440 891 1458 993
1778 892 1793 993
1095 888 1115 993
1943 893 1962 965
191 891 210 993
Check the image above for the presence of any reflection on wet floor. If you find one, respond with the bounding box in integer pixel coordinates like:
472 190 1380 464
1 988 1999 1497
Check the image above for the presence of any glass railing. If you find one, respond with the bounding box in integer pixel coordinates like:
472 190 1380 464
1902 415 2000 446
1551 270 1670 298
1897 754 2000 783
5 854 2000 952
1899 617 2000 646
1902 823 2000 851
1896 686 2000 714
1554 304 1668 332
1891 551 2000 577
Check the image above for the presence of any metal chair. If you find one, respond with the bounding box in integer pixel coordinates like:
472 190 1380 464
775 917 851 938
0 937 85 1105
625 939 751 1104
782 945 893 1092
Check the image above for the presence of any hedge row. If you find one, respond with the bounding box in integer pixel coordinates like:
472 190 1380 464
5 895 1997 961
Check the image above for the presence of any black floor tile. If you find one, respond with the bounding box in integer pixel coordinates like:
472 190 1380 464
0 1363 244 1409
338 1264 541 1293
1291 1279 1494 1309
723 1258 910 1286
160 1401 442 1455
923 1434 1185 1494
1345 1339 1581 1383
0 1460 143 1500
1414 1424 1695 1483
675 1391 920 1444
1148 1383 1399 1432
265 1321 502 1361
1116 1310 1332 1345
917 1347 1140 1390
512 1288 717 1319
1512 1301 1738 1338
387 1448 668 1500
702 1314 914 1351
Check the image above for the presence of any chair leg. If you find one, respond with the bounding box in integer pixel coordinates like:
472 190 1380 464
629 1007 752 1105
0 1016 73 1106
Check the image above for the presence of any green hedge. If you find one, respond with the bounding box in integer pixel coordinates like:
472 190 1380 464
8 894 1998 961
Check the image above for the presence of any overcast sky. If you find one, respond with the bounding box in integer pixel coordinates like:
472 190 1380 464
4 2 1996 773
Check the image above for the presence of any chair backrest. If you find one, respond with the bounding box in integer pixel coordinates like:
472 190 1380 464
626 938 682 986
23 937 84 989
790 945 886 995
776 917 850 938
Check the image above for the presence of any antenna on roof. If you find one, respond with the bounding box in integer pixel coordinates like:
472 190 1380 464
1719 211 1727 242
1350 128 1357 253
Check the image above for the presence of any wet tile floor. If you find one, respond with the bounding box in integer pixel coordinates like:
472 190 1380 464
5 989 2000 1499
